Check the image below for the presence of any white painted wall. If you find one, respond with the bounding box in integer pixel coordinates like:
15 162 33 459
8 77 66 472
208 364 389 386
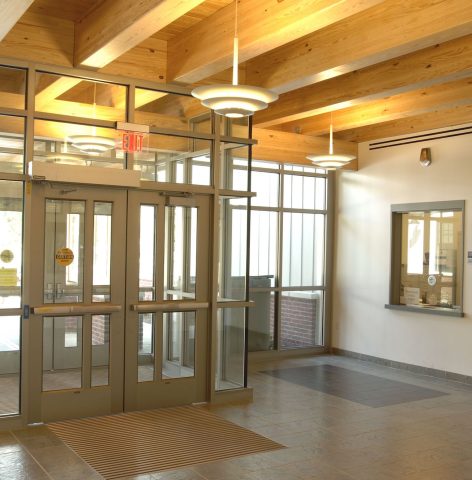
333 124 472 376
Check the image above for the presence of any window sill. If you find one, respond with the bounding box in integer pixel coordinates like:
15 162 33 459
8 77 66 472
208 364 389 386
384 303 464 318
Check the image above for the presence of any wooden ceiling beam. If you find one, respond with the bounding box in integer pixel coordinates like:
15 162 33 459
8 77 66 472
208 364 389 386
74 0 206 68
254 35 472 128
246 0 472 94
280 78 472 136
35 77 83 110
335 105 472 143
0 12 74 66
34 38 166 112
0 0 34 41
99 37 167 83
167 0 384 83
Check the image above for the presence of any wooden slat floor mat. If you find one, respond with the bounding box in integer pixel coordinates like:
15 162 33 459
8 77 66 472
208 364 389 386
48 406 284 479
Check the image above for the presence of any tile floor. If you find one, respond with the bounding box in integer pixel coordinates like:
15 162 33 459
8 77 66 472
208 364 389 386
2 354 472 479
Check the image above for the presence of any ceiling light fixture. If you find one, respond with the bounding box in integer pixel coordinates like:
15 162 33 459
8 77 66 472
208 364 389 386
307 115 356 169
68 82 115 156
191 1 278 118
68 135 116 155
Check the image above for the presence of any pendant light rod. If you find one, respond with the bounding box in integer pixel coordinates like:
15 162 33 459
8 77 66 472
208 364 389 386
306 112 356 169
233 37 238 85
92 82 97 136
191 0 278 117
329 122 333 155
232 0 238 86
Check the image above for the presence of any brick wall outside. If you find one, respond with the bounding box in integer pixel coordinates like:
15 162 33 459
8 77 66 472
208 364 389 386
92 315 109 346
280 295 320 349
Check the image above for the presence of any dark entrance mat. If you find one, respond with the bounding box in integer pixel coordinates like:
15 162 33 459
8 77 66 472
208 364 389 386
48 405 284 479
261 364 448 407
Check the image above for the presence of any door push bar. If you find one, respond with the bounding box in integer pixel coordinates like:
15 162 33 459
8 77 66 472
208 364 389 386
131 301 209 312
32 304 122 315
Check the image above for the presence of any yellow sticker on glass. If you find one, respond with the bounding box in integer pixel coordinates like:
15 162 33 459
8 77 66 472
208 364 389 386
0 250 14 263
55 247 74 267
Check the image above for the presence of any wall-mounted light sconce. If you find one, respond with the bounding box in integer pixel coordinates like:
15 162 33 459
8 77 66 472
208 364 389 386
420 147 432 167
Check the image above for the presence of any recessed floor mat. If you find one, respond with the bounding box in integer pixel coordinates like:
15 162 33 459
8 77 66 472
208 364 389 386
262 364 447 407
48 405 284 479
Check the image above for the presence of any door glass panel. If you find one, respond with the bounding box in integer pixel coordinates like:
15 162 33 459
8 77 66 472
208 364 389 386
43 316 82 391
44 200 85 303
138 313 154 382
91 315 110 387
165 206 197 300
162 311 195 379
93 202 112 302
139 205 156 301
216 308 245 391
0 181 23 308
0 315 20 414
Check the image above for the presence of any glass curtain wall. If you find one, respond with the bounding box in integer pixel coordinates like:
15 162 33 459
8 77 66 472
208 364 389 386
231 161 329 352
0 59 330 410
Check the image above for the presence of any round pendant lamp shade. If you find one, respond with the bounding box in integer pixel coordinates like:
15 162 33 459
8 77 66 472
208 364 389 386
191 3 278 117
306 153 356 170
68 135 116 155
307 122 356 170
192 84 278 118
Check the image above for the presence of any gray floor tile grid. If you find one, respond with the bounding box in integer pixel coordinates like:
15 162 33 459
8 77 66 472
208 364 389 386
1 354 472 479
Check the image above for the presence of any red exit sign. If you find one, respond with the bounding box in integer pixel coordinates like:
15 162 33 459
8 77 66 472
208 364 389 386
122 131 145 153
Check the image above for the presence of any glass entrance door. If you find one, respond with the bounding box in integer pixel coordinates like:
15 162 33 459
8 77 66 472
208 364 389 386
29 184 126 422
125 191 210 410
29 184 210 422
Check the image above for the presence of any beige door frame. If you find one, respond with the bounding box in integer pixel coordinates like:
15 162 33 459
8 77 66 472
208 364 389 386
28 182 127 423
124 190 210 411
28 183 211 422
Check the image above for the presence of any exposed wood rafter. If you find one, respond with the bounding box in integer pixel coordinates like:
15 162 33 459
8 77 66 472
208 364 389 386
0 0 471 159
246 0 472 93
75 0 206 68
254 35 472 128
168 0 384 83
280 78 472 136
0 0 34 41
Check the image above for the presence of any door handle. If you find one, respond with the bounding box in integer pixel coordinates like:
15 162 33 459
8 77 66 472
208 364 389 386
131 301 209 312
32 304 122 315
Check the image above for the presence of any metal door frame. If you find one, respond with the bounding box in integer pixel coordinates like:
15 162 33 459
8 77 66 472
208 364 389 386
28 182 126 422
125 190 210 411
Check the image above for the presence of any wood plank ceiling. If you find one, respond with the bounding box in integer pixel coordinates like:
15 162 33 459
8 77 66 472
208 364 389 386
0 0 471 164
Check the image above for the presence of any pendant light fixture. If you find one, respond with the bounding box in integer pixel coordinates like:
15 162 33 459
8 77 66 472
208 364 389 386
192 0 278 118
68 82 116 156
307 115 356 169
